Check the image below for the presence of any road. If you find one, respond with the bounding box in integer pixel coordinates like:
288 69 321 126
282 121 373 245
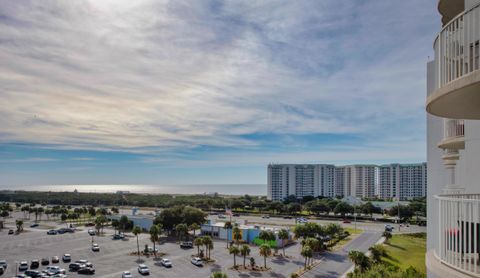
302 232 382 278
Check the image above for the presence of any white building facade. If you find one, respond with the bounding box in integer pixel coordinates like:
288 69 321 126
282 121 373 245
426 1 480 277
268 163 422 201
378 163 427 200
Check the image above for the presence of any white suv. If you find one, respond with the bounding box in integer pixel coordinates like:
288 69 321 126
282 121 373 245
191 257 203 266
137 264 149 275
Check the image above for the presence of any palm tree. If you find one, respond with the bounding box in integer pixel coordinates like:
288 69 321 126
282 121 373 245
301 246 313 269
211 272 228 278
232 225 242 245
175 223 188 241
259 230 275 244
119 215 129 235
259 244 271 269
16 219 23 232
368 244 386 263
224 221 233 248
240 244 250 268
149 224 160 258
132 225 142 257
382 231 392 243
229 245 240 267
189 223 200 237
278 229 289 256
202 236 213 260
194 237 203 257
348 250 370 273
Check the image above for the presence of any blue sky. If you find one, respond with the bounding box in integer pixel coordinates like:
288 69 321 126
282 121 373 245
0 0 439 186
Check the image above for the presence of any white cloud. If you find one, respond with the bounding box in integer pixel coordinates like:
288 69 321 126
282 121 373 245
0 0 438 157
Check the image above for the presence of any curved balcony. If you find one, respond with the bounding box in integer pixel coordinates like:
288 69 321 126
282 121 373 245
427 3 480 119
434 194 480 277
438 119 465 150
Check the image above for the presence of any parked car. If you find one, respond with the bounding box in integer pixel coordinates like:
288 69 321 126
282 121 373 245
14 274 29 278
385 224 393 232
283 216 293 219
77 267 95 275
137 264 149 275
84 222 95 227
160 258 172 267
46 266 66 274
41 258 49 266
68 263 82 272
112 234 122 240
51 256 60 263
0 259 7 270
343 219 351 224
8 229 14 234
217 214 226 219
24 270 40 277
30 223 39 228
122 271 133 278
47 230 57 235
18 261 29 271
0 267 3 275
30 259 40 269
87 229 95 236
232 213 240 217
51 274 67 278
190 257 203 267
91 243 100 252
41 269 55 276
75 260 92 268
62 254 71 263
261 215 270 219
180 242 193 249
146 246 158 253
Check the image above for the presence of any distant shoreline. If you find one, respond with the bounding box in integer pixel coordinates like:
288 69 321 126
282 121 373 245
0 183 267 197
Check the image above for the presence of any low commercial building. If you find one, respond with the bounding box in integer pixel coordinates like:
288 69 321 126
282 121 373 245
109 214 154 231
200 219 292 247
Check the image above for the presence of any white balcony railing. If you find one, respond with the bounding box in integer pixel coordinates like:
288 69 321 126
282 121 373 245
434 2 480 89
444 119 465 140
435 194 480 276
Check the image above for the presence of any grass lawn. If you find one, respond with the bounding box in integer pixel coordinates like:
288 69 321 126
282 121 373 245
382 233 426 274
331 227 363 250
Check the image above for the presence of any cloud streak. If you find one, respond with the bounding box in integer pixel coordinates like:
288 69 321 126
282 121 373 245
0 0 437 165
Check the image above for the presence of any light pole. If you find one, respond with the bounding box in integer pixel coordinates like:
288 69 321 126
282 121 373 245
397 198 401 232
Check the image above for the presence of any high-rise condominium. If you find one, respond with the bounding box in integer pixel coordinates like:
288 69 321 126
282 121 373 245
425 0 480 277
267 164 425 201
378 163 427 200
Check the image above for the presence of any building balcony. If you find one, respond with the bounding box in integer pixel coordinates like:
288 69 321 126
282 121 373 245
427 3 480 119
434 193 480 277
438 119 465 150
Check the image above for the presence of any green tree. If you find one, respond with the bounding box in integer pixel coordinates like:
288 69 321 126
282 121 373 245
224 221 233 248
112 220 119 235
175 223 188 241
348 250 371 273
16 219 23 232
368 244 386 263
259 244 271 269
301 245 313 269
232 225 242 245
229 245 240 267
259 230 275 244
132 225 142 257
194 237 203 257
149 224 161 258
189 223 200 237
211 272 228 278
202 236 213 260
278 229 289 256
334 202 354 218
119 215 129 234
240 244 251 268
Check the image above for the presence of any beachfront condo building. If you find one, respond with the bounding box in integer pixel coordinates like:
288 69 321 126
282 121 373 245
425 0 480 277
267 164 422 201
267 164 335 201
378 163 427 200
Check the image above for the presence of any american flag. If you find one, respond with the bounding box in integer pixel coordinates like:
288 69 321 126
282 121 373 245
225 208 233 216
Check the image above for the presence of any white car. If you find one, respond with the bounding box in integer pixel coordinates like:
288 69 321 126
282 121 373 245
92 243 100 252
146 246 158 253
62 254 71 262
0 259 7 270
122 271 133 278
160 258 172 267
137 264 149 275
19 261 28 271
88 229 95 236
46 266 66 274
190 257 203 266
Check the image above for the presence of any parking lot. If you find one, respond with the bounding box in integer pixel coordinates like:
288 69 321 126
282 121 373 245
0 221 306 278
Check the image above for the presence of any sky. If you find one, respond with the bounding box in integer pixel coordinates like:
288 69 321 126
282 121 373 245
0 0 440 187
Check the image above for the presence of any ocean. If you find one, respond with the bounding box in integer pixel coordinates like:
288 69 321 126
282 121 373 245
0 184 267 196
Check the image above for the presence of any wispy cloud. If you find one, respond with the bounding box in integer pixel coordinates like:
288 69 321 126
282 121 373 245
0 0 438 181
